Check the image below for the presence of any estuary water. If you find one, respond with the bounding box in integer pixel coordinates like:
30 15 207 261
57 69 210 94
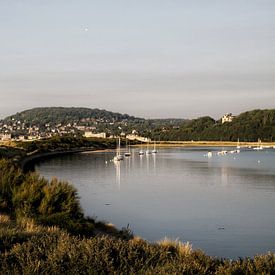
35 147 275 259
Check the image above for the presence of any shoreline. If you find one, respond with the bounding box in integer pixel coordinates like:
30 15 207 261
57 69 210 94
134 140 275 147
17 140 275 170
20 147 109 171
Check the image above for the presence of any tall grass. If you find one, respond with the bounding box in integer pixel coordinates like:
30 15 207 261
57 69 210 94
0 219 274 274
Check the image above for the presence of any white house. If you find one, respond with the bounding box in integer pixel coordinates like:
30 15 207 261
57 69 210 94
126 134 151 142
222 113 235 124
0 134 12 141
84 132 106 138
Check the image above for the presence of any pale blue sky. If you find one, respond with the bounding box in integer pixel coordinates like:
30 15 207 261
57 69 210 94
0 0 274 119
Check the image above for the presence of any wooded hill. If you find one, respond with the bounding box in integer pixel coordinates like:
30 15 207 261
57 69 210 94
151 109 275 142
1 107 186 136
2 107 275 141
4 107 140 125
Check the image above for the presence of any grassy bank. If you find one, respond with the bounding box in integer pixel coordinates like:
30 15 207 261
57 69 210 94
1 137 275 273
1 135 117 170
0 211 274 274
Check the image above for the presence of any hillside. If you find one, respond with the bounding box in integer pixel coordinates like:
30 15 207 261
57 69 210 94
2 108 275 142
151 109 275 142
4 107 140 125
1 107 187 138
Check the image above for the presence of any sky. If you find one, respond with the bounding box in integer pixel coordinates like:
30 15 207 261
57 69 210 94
0 0 274 119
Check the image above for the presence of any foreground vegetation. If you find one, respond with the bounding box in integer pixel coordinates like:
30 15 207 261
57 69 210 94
0 138 274 273
1 213 274 274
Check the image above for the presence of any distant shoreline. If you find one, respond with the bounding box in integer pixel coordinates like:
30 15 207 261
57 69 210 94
6 139 275 171
20 147 109 171
2 140 275 148
135 141 275 147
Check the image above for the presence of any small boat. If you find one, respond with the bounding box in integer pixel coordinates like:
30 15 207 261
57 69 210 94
207 152 212 158
138 141 144 155
114 155 124 161
138 150 144 156
236 138 241 149
217 150 227 156
253 139 263 151
113 137 124 162
124 138 131 157
145 141 151 154
229 149 240 154
152 141 157 154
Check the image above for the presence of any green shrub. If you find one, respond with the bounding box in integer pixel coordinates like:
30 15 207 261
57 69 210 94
12 173 47 218
0 159 25 212
39 177 83 218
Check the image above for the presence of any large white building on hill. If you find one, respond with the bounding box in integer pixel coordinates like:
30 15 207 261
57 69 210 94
221 113 235 124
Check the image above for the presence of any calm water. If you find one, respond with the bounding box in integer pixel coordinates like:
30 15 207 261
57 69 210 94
35 147 275 259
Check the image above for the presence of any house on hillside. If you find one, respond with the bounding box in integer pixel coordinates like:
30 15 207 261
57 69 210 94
0 134 12 141
126 134 151 142
84 132 106 138
221 113 235 124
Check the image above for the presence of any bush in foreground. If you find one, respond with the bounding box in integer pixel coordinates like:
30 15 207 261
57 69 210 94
0 215 274 274
0 159 131 239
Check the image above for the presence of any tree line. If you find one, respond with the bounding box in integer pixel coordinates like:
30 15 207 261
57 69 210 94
150 109 275 142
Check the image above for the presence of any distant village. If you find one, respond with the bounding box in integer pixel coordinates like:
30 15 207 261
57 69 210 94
0 112 236 142
0 117 151 142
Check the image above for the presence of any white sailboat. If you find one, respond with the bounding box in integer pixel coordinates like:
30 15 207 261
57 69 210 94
113 137 124 161
152 141 157 154
138 141 144 155
253 138 263 151
145 140 151 155
124 138 131 157
236 138 241 149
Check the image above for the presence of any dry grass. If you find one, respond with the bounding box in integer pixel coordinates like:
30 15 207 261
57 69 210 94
158 237 193 256
0 214 10 223
17 217 60 234
0 214 274 274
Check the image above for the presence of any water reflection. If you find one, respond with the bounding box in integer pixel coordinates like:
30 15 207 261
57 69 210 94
139 154 143 169
36 147 275 259
114 161 121 188
221 167 229 186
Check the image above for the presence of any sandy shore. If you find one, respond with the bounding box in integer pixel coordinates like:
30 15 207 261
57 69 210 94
132 141 275 147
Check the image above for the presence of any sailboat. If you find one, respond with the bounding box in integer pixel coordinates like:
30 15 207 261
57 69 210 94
145 140 151 155
138 150 144 155
124 138 131 157
236 138 241 149
138 141 144 155
152 141 157 154
253 138 263 150
113 137 124 161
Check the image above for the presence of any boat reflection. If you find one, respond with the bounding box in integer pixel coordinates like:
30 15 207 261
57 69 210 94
114 161 121 188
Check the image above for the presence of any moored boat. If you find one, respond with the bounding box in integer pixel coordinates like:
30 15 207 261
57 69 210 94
114 137 124 161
